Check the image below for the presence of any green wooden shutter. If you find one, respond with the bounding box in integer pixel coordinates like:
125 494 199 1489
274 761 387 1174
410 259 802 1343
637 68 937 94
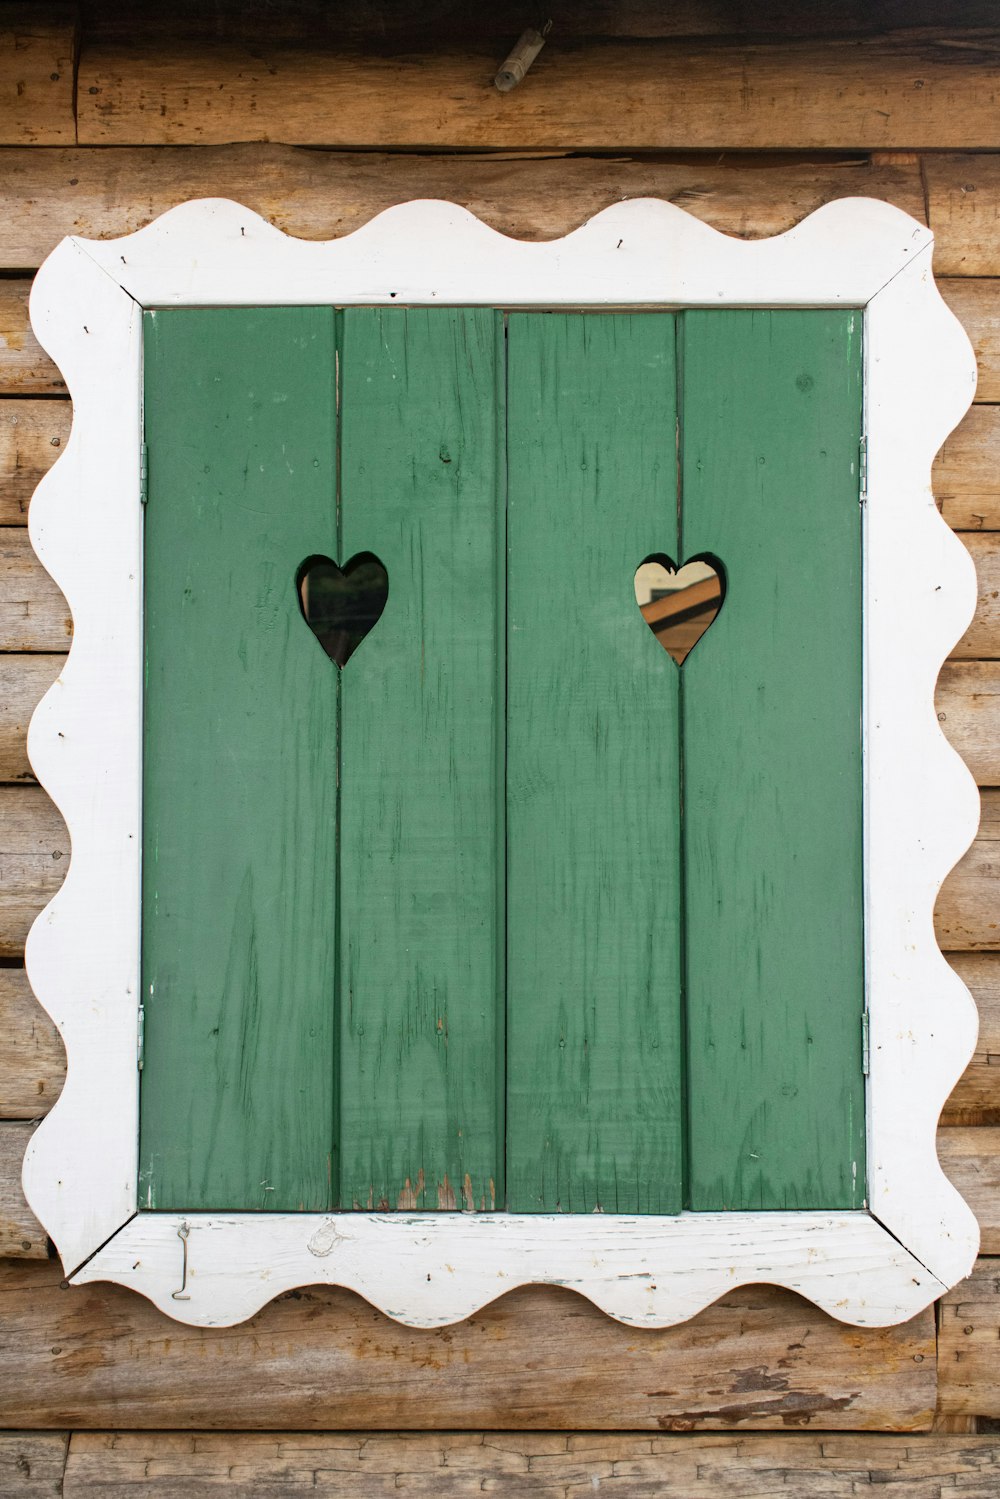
139 304 864 1218
505 313 685 1214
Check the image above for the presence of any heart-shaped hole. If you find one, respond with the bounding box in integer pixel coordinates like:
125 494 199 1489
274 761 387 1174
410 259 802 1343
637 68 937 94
297 552 389 667
634 554 725 666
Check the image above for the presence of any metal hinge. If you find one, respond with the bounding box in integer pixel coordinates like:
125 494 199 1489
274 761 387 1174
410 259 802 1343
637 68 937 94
137 1003 145 1070
139 442 149 506
859 434 868 504
861 1010 870 1076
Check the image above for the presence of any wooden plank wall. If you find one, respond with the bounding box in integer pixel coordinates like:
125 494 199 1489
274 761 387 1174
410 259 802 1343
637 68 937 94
1 1 1000 1491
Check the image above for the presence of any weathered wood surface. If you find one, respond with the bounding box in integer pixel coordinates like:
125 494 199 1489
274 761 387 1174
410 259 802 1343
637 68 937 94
926 153 1000 278
0 402 71 526
0 785 66 959
59 1431 1000 1497
0 6 75 147
0 966 63 1118
937 664 1000 790
0 655 62 782
938 1257 1000 1418
953 534 1000 661
0 1122 47 1256
0 147 927 270
937 789 1000 953
939 281 1000 406
0 283 65 396
0 530 71 652
0 1259 936 1429
937 1129 1000 1254
0 1432 66 1496
943 954 1000 1125
76 37 1000 151
935 407 1000 533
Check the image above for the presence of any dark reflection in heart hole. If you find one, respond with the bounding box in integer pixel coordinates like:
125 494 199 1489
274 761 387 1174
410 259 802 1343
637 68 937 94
634 554 726 666
296 552 389 668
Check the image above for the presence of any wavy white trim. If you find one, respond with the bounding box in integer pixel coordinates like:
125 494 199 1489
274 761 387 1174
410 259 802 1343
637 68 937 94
22 197 979 1329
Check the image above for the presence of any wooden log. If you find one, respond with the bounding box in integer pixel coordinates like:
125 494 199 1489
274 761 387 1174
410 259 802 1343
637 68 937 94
935 407 1000 533
942 953 1000 1125
937 663 1000 789
936 788 1000 952
954 534 1000 662
0 146 928 273
0 283 66 396
939 281 1000 404
0 966 63 1119
0 5 75 147
0 656 63 783
0 401 71 526
926 153 1000 278
938 1129 1000 1253
938 1257 1000 1418
0 1122 47 1257
0 529 71 652
0 785 67 960
0 1433 66 1497
0 1258 935 1429
60 1431 1000 1497
76 36 1000 151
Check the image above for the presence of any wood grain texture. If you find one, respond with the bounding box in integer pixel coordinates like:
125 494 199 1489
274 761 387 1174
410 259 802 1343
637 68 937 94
337 308 503 1213
937 663 1000 789
75 36 1000 150
926 153 1000 278
59 1431 1000 1497
0 1258 936 1429
0 1122 47 1256
935 407 1000 533
0 146 927 271
681 309 866 1212
0 283 65 395
0 1432 66 1496
0 966 63 1119
953 533 1000 661
938 1257 1000 1418
942 953 1000 1125
0 655 62 782
0 529 70 652
139 308 339 1212
937 1129 1000 1252
939 281 1000 404
0 5 75 146
937 789 1000 953
0 784 66 959
505 313 683 1214
0 401 71 526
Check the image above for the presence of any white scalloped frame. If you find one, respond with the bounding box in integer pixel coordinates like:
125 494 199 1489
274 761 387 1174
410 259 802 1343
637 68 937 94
22 197 980 1330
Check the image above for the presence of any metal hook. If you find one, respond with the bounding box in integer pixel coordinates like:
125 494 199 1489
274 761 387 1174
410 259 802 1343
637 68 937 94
171 1221 191 1301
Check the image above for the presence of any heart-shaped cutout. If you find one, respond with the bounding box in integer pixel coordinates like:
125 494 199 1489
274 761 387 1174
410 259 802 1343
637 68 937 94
634 554 725 666
297 552 389 667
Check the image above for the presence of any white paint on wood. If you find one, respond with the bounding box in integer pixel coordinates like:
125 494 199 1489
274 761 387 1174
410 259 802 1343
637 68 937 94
21 196 980 1328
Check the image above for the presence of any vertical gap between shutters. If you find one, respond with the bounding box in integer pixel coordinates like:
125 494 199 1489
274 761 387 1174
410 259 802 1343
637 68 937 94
499 311 510 1213
676 314 692 1213
331 310 344 1212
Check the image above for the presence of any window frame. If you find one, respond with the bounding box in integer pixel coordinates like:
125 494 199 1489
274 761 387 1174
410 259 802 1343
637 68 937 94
21 196 980 1329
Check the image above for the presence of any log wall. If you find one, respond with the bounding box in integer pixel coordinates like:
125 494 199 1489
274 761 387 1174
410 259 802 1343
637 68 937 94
1 2 998 1490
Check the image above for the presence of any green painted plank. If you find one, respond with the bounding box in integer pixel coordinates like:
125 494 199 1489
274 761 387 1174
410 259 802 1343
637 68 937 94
505 313 684 1214
139 307 338 1211
337 308 504 1213
681 308 866 1212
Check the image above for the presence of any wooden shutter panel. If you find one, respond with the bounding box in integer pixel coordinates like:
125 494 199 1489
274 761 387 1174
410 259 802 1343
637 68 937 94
139 306 339 1211
681 309 867 1211
504 313 685 1214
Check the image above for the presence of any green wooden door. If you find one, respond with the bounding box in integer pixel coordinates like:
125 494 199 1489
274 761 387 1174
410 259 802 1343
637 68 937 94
139 304 865 1216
